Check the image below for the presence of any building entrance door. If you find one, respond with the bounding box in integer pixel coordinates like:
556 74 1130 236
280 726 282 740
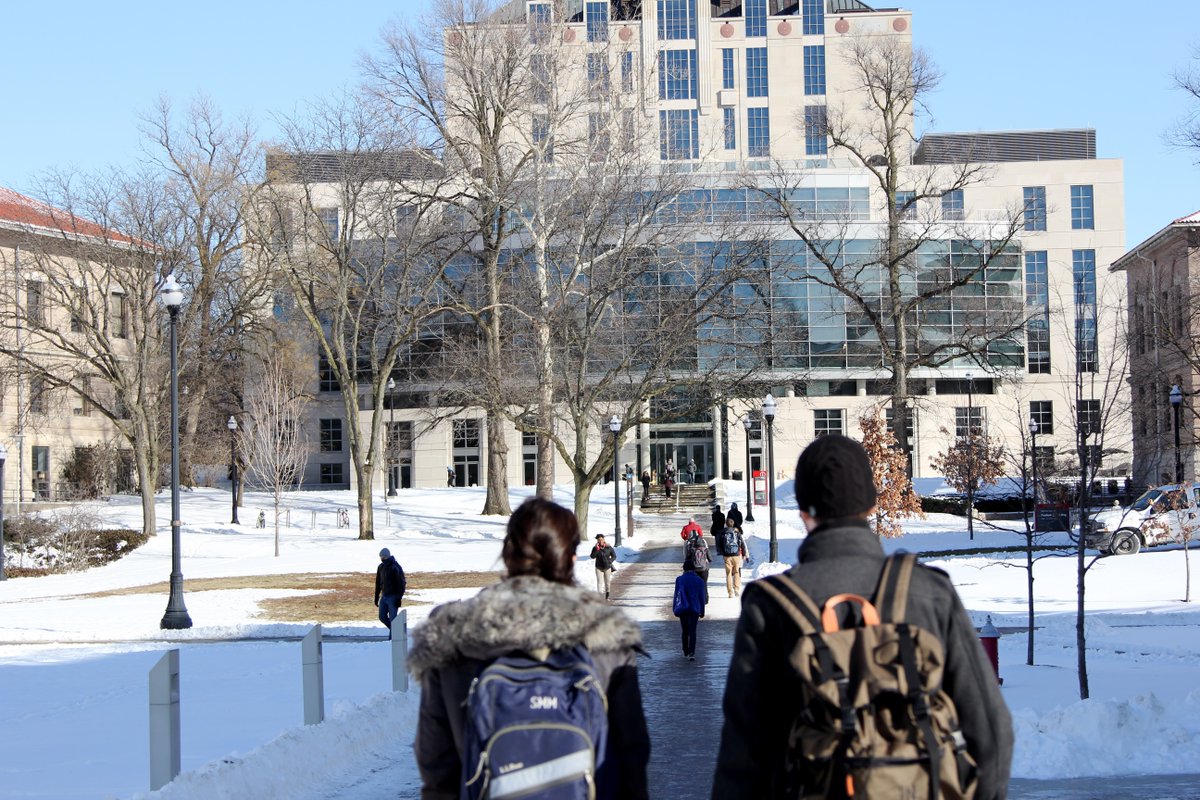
651 440 713 484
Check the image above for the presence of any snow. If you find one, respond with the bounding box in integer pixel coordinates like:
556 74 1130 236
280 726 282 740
3 480 1200 797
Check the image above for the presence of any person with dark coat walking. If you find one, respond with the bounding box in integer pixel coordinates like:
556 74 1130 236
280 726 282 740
640 469 652 504
374 547 407 635
672 560 707 660
726 502 743 531
409 498 650 800
590 533 618 599
711 435 1013 800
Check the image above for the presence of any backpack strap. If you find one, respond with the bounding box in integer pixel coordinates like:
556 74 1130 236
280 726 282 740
755 573 822 635
874 553 916 624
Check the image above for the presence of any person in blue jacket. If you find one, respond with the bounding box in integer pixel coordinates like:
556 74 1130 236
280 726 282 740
672 559 707 661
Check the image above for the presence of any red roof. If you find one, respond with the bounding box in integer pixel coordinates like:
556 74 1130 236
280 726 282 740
0 186 133 244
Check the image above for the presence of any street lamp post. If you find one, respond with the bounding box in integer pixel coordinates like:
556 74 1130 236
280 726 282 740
159 274 191 629
742 417 755 522
1028 417 1039 532
386 377 398 498
227 416 239 525
609 415 621 547
965 372 976 540
762 394 777 563
1170 384 1183 484
0 443 6 581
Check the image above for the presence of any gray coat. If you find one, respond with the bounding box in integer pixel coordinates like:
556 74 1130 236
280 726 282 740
409 575 650 800
712 520 1014 800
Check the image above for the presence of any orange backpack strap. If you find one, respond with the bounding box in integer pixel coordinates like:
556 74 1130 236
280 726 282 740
820 593 880 632
874 553 917 624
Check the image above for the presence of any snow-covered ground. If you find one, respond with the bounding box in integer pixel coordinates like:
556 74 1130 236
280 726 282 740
2 481 1199 798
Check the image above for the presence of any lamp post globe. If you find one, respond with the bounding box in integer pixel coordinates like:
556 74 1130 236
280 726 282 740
0 442 7 581
386 377 398 498
762 394 777 563
742 416 755 522
227 416 239 525
159 274 191 629
1170 385 1183 485
609 415 621 547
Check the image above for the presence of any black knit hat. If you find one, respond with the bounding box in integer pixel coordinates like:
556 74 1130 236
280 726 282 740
794 434 877 520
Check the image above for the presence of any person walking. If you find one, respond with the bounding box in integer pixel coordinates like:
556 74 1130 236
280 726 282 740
640 469 652 504
672 559 707 661
711 434 1013 799
409 497 650 800
680 516 702 542
686 531 711 603
374 547 407 636
687 458 697 485
590 533 618 600
446 466 455 487
710 505 726 540
717 524 746 598
726 501 743 531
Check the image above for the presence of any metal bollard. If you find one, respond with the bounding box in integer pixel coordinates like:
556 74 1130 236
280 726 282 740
391 609 409 692
149 649 181 790
978 615 1002 685
302 625 325 724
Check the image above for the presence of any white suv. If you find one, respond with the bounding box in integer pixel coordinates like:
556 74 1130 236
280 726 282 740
1085 482 1200 555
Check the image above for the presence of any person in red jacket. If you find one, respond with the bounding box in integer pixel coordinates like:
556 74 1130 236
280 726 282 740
680 517 702 541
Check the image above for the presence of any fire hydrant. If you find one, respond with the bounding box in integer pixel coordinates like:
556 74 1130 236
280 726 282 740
978 615 1002 685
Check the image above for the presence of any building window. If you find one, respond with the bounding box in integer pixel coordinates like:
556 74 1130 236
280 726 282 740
319 463 345 485
318 354 339 392
585 0 609 41
803 0 824 34
1077 399 1101 435
1023 186 1046 231
587 52 611 97
29 375 47 414
1026 317 1051 374
26 281 44 327
747 107 770 158
746 47 768 98
723 106 736 150
659 49 697 100
621 51 635 92
1070 184 1094 230
1030 400 1054 435
453 418 481 448
589 112 611 156
1025 251 1048 307
1073 249 1096 308
941 189 964 221
659 109 699 160
804 105 827 155
884 406 916 444
814 409 844 437
955 407 985 438
722 48 735 90
803 45 825 95
533 114 553 162
110 293 128 338
1076 316 1098 373
316 207 338 239
894 190 916 220
746 0 767 37
319 418 343 452
531 53 550 103
657 0 695 40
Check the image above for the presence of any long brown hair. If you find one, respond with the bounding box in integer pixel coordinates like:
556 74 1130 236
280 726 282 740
502 498 580 584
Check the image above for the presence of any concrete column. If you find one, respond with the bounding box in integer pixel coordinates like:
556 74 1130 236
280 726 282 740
391 610 409 693
302 625 325 725
149 649 181 791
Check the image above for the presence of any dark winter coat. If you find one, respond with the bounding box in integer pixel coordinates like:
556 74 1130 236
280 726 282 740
726 503 743 529
374 556 406 605
710 509 726 538
409 575 650 800
711 520 1013 800
673 570 707 617
591 543 618 571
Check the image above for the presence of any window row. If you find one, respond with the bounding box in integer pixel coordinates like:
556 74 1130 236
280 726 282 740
23 280 129 338
1022 184 1095 231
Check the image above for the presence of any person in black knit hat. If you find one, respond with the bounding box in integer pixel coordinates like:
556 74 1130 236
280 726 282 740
712 434 1013 800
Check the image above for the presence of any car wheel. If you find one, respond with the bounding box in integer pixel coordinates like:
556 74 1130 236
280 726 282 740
1111 530 1142 556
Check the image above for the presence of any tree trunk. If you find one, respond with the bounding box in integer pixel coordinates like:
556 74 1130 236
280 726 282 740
356 462 375 541
482 409 512 515
1076 530 1090 699
574 481 593 541
274 493 282 557
1026 543 1035 665
534 234 555 501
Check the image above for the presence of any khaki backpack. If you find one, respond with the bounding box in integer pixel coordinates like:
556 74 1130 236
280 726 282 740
757 554 977 800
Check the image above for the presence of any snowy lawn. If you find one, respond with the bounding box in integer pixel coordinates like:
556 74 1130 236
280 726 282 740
2 481 1199 798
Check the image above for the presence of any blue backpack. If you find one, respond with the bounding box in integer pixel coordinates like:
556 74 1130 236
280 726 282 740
462 645 609 800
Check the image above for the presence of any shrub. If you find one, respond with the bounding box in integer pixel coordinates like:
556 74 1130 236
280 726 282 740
921 495 966 515
1 507 147 575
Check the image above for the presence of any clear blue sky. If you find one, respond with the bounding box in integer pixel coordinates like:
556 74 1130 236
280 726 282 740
1 1 1196 248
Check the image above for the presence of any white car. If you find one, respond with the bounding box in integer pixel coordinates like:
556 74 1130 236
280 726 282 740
1085 482 1200 555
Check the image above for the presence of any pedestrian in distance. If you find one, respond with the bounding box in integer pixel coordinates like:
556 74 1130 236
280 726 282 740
717 525 746 598
726 501 743 531
409 497 650 800
686 531 711 603
712 434 1013 799
711 505 726 540
374 547 407 637
672 559 707 661
662 473 674 499
687 457 697 485
590 533 618 600
680 516 703 542
640 469 652 504
446 466 455 487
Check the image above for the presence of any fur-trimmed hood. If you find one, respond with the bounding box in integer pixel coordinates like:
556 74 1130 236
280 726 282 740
407 575 642 682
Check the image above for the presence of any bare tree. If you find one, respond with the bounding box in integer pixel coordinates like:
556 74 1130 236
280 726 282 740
756 35 1027 462
1169 46 1200 156
241 350 310 557
256 95 458 540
